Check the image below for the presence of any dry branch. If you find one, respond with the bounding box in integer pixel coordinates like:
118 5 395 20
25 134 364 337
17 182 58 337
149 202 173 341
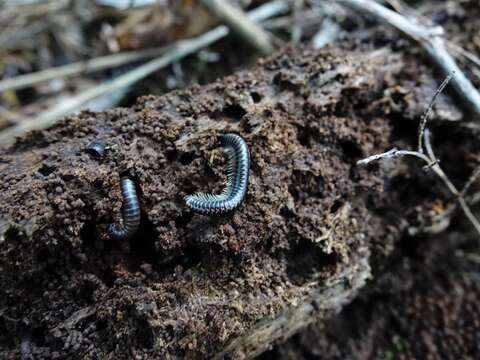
461 165 480 199
356 148 431 166
0 47 171 92
201 0 276 54
417 72 453 153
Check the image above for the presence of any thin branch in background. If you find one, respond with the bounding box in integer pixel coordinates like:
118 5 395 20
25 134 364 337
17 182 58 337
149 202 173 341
469 192 480 206
417 72 454 153
337 0 480 118
312 17 341 49
472 68 480 82
0 0 289 147
441 160 475 231
460 165 480 199
0 46 172 92
446 43 480 82
447 42 480 70
290 0 304 43
200 0 275 55
422 129 458 196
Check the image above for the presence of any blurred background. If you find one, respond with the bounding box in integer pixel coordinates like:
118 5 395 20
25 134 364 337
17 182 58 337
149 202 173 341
0 0 349 143
2 0 479 145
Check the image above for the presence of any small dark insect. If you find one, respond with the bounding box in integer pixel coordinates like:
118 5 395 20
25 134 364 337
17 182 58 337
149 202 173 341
85 141 106 157
108 177 141 240
185 133 250 214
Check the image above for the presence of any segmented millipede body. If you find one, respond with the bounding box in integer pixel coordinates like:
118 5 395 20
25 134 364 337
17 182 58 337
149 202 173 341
85 141 106 157
108 177 141 240
185 133 250 214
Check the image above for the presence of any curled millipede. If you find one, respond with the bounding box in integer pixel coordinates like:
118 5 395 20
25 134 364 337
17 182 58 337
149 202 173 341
185 133 250 214
86 141 106 157
108 177 141 240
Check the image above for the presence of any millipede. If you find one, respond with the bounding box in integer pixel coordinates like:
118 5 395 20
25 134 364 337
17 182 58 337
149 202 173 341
185 133 250 214
85 141 106 157
108 177 141 240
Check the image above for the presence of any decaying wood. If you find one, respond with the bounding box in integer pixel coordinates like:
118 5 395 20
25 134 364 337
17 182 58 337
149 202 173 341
0 43 470 359
216 256 370 359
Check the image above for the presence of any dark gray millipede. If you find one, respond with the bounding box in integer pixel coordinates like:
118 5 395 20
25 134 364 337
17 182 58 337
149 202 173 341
85 141 107 157
185 133 250 214
108 177 141 240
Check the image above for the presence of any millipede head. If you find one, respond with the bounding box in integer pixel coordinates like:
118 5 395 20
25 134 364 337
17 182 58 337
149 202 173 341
86 141 107 158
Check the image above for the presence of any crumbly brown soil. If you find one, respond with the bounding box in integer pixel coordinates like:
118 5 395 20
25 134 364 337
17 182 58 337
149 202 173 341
0 32 478 359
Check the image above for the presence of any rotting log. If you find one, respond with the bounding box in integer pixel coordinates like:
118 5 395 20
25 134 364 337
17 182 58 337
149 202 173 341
0 44 464 359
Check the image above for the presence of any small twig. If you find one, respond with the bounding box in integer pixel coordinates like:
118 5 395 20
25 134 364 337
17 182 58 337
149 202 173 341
460 165 480 198
0 0 289 146
469 192 480 206
424 130 480 236
423 129 458 196
201 0 276 55
312 17 341 49
337 0 480 117
422 159 439 171
291 0 304 43
458 198 480 236
357 131 480 237
356 148 431 166
447 42 480 70
0 46 172 92
417 72 454 153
